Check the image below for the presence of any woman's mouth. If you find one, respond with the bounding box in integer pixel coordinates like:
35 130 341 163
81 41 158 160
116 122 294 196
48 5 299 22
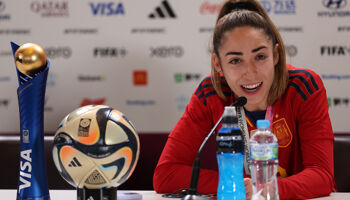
241 82 263 93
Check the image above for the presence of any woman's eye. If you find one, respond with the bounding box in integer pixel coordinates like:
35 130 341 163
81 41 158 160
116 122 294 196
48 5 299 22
229 58 241 64
257 54 267 60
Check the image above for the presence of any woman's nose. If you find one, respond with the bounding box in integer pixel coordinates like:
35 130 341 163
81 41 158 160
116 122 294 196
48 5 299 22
244 60 257 77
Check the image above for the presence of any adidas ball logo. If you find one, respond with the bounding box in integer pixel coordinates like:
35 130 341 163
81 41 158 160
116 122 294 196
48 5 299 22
68 157 82 167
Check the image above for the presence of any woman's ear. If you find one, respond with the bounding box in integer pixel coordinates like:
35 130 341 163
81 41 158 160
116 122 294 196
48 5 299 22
212 53 222 73
273 43 280 66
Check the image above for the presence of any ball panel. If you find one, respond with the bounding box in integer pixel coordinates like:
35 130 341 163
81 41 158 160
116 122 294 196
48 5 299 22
81 168 110 189
60 146 97 187
67 105 106 122
95 146 132 187
105 120 129 145
57 107 101 146
109 110 136 135
52 146 62 173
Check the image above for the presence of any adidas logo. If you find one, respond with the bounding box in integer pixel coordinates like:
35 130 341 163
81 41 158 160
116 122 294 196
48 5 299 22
149 0 176 19
87 196 94 200
68 157 82 167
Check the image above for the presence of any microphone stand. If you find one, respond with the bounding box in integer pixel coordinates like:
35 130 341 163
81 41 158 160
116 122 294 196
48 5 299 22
182 114 224 200
182 97 247 200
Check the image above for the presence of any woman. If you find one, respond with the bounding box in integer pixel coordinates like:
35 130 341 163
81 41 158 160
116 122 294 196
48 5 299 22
153 0 335 199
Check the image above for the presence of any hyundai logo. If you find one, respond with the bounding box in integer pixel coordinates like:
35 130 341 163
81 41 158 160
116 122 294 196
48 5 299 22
323 0 347 10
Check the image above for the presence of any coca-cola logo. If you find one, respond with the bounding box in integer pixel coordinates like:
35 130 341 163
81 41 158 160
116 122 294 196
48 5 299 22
199 1 223 15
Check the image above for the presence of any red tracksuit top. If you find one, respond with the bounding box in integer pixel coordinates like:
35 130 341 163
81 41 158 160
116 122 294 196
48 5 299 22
153 64 335 199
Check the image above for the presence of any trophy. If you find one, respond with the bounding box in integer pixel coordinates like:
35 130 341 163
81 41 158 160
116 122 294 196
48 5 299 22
11 42 51 200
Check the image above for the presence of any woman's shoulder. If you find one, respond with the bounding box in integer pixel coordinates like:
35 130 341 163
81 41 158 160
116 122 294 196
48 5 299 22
285 64 324 101
193 75 232 106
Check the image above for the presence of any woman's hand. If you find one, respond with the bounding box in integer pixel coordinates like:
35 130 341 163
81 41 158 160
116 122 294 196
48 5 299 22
244 178 252 200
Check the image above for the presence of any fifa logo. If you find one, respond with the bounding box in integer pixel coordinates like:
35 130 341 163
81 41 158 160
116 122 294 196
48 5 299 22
323 0 347 9
78 118 91 137
18 149 32 193
321 46 350 55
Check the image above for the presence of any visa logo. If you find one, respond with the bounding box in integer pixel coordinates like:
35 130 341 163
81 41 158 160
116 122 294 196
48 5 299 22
89 2 125 16
18 149 32 193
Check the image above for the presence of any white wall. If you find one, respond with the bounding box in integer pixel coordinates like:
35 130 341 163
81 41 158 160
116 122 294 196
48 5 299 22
0 0 349 133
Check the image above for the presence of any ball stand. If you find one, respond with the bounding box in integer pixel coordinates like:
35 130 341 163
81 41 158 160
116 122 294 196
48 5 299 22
77 187 116 200
77 187 143 200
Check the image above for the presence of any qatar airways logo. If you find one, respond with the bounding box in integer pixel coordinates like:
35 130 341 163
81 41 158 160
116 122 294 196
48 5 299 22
30 1 69 17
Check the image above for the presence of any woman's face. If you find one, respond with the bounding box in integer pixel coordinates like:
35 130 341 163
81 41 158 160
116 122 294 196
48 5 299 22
213 26 279 111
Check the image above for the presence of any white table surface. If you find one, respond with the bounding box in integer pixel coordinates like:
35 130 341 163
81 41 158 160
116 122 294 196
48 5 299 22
1 190 348 200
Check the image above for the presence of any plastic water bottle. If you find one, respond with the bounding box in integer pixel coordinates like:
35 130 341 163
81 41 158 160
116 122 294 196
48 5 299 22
216 106 245 200
250 120 279 200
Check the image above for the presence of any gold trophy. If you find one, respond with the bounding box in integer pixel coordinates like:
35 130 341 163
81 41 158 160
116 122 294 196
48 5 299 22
15 43 47 77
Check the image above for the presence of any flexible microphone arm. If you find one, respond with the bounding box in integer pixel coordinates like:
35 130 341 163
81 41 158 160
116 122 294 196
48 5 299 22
184 97 247 199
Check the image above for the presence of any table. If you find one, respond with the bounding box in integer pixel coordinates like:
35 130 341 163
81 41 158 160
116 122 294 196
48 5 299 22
1 190 348 200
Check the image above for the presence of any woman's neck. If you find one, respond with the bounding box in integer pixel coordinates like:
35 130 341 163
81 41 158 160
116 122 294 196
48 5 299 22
244 103 268 112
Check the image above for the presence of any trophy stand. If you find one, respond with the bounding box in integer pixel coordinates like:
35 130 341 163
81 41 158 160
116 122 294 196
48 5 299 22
77 187 117 200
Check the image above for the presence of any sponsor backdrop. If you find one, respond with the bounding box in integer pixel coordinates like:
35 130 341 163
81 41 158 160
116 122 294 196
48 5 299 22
0 0 349 133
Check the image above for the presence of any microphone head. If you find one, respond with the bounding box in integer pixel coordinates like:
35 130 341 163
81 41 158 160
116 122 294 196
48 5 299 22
233 96 247 107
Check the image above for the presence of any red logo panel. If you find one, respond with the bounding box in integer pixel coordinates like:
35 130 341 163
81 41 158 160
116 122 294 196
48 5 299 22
133 71 147 86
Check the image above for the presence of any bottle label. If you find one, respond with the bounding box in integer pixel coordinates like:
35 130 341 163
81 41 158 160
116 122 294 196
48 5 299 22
216 135 244 154
250 143 278 160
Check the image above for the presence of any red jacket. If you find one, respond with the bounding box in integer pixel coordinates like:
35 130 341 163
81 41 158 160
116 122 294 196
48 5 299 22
153 65 335 199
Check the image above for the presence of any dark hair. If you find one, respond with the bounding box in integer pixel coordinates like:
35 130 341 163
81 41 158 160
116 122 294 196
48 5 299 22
211 0 288 105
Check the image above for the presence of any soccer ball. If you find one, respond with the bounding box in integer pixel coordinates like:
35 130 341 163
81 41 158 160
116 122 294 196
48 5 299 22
52 105 140 189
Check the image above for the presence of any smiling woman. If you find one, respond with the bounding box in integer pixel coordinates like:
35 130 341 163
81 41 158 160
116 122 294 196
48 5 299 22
212 26 278 111
153 1 335 200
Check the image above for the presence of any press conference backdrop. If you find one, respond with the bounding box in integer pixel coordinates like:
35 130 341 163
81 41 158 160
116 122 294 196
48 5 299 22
0 0 349 133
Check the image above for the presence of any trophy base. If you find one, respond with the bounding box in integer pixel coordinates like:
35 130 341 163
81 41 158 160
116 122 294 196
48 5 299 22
77 187 117 200
17 194 51 200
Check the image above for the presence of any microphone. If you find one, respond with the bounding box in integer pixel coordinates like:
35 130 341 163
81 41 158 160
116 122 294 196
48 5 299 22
182 96 247 200
231 96 247 108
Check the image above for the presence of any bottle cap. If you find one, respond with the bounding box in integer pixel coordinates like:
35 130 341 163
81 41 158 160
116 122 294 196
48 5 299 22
223 106 236 116
222 106 238 124
257 120 270 129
